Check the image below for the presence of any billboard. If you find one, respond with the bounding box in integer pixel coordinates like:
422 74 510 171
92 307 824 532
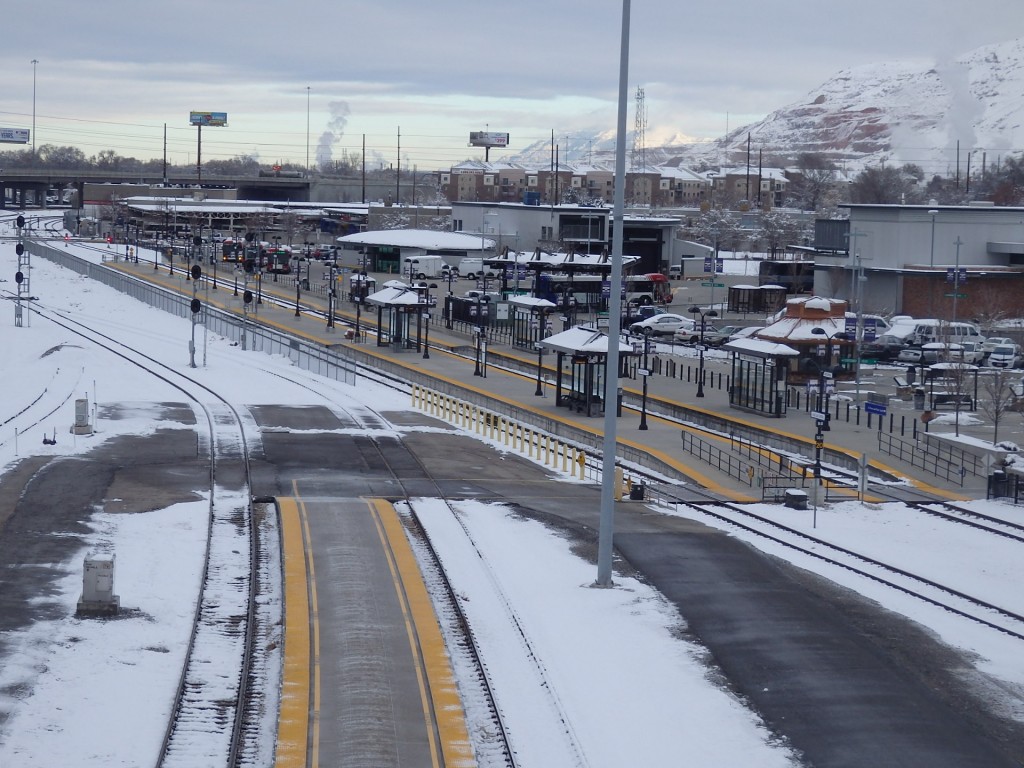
0 127 30 144
189 111 228 127
469 131 510 148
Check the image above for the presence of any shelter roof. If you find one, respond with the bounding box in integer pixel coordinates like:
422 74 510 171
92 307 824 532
723 338 801 357
540 326 634 355
338 229 495 251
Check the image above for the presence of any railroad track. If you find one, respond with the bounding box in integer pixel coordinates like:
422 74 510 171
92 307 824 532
20 298 266 768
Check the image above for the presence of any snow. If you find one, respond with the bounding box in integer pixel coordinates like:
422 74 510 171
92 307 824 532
2 226 1024 766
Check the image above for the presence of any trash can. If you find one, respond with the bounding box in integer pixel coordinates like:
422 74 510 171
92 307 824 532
988 470 1009 499
301 278 310 290
913 387 925 410
784 488 809 510
629 482 645 501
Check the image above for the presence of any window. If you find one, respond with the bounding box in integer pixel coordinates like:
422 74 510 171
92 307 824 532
541 226 553 240
528 176 538 187
572 177 582 187
441 174 450 184
484 175 494 186
453 219 463 231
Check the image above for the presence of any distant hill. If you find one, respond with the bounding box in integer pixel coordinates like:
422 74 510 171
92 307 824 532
510 38 1024 174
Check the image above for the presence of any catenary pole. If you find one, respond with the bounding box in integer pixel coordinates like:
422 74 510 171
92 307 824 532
596 0 630 587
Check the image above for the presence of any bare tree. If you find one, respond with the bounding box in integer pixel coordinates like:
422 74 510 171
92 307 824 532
979 369 1018 445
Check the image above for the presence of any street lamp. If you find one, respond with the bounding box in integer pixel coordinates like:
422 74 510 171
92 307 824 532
639 333 651 430
810 326 841 492
294 264 302 318
473 295 491 377
689 306 719 398
928 208 938 316
534 309 549 396
31 59 38 161
444 268 456 329
354 269 368 340
422 282 437 359
326 265 337 330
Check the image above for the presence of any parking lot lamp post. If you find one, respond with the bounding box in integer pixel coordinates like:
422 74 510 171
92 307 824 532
294 268 301 318
689 306 718 398
422 283 436 359
474 295 491 376
639 333 651 430
326 265 337 330
535 310 548 396
444 269 456 329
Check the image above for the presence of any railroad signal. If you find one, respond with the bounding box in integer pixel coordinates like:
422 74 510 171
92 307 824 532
15 215 25 229
15 243 24 256
15 271 24 284
243 290 253 304
190 298 201 314
190 265 202 281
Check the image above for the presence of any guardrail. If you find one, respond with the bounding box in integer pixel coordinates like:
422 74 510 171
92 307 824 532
876 431 973 486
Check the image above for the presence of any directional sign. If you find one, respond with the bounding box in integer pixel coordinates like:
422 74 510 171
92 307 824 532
810 410 827 421
700 282 725 287
703 257 712 273
864 401 887 416
638 368 650 377
944 293 967 298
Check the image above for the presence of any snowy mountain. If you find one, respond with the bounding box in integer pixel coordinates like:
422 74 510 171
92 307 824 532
511 38 1024 174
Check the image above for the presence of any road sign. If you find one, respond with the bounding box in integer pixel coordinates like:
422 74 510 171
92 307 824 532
814 439 824 450
864 401 887 416
700 282 725 287
810 410 827 421
944 293 967 298
638 368 650 377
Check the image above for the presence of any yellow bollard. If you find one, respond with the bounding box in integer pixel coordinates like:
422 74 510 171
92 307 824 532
614 466 624 501
561 443 568 473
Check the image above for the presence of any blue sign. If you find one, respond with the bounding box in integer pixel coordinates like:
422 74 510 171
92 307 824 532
716 257 724 272
864 401 887 416
863 317 877 342
703 257 712 273
946 267 967 284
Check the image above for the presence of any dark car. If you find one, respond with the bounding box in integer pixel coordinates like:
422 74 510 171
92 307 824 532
860 333 909 361
624 305 667 325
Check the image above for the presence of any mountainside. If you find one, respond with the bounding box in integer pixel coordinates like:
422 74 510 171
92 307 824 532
510 38 1024 174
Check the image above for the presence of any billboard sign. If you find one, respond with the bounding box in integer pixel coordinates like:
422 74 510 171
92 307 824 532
189 111 228 127
0 127 30 144
469 131 509 148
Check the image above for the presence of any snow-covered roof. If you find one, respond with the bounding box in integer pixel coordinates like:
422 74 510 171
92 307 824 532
506 295 557 310
337 229 495 252
365 285 426 307
489 250 640 271
723 338 801 357
540 326 634 355
758 316 850 343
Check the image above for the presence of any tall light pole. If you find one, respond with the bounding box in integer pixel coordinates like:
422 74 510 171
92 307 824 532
306 86 311 174
689 306 718 397
928 208 938 316
31 59 38 161
422 283 436 359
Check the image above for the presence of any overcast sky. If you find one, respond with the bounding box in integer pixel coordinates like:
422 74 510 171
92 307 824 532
0 1 1019 171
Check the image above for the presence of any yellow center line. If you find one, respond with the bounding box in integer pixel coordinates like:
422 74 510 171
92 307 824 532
294 482 322 768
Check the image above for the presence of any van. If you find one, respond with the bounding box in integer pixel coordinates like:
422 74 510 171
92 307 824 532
403 255 446 279
911 320 984 347
457 257 498 279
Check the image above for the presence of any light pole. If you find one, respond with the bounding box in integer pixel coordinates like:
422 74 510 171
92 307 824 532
31 59 38 161
928 208 938 315
473 295 491 377
689 306 719 398
354 270 367 340
306 85 311 174
422 283 436 359
326 265 337 330
534 309 549 396
639 333 651 430
810 327 840 493
444 269 456 329
294 265 301 318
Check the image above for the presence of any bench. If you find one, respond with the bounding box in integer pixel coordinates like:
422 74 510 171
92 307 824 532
931 392 973 409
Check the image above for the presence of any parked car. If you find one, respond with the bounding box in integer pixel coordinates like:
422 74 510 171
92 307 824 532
628 313 694 337
986 344 1022 369
982 336 1016 357
860 333 909 361
673 324 717 345
703 325 745 346
897 347 924 365
951 341 986 365
727 326 763 343
624 304 667 325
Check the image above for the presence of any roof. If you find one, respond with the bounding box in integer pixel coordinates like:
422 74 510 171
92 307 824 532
488 249 640 272
506 295 557 310
337 229 495 251
540 326 634 355
365 284 426 307
723 338 801 357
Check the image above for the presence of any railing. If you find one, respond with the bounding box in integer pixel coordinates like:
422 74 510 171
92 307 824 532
876 432 974 486
680 430 755 486
26 241 357 387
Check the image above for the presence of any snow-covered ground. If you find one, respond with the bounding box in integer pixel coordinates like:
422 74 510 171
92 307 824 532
2 230 1023 765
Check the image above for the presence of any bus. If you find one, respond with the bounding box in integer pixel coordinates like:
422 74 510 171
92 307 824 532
624 273 672 305
758 260 814 294
221 239 292 274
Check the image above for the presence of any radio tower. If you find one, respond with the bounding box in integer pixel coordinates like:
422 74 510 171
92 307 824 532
631 86 647 172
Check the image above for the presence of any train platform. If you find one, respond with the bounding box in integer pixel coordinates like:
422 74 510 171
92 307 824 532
110 254 996 502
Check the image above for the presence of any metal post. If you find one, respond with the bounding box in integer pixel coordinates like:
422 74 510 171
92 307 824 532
326 266 336 330
535 342 545 396
294 271 301 318
639 334 650 429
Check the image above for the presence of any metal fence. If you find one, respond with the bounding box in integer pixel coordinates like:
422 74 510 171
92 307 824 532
26 242 357 386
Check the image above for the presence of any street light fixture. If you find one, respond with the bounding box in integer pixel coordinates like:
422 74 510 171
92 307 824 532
534 309 549 396
422 282 437 359
473 295 492 377
689 306 719 398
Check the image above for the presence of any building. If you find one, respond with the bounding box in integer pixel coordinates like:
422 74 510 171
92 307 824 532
812 203 1024 321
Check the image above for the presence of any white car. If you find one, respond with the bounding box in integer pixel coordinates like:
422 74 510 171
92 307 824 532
951 341 985 365
982 337 1016 357
986 345 1022 369
628 313 694 337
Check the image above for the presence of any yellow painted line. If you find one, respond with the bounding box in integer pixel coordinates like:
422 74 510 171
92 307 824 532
369 498 476 768
274 496 314 768
295 486 322 768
